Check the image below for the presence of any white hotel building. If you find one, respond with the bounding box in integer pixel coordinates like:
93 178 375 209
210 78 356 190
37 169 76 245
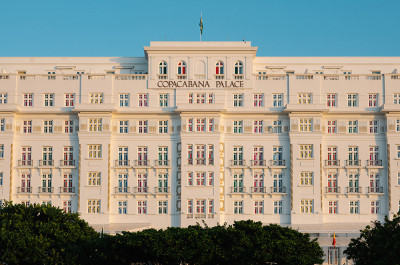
0 41 400 263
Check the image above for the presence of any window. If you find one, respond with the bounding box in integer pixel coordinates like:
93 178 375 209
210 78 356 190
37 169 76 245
157 172 168 192
158 201 168 214
254 201 263 214
63 201 72 213
253 94 263 107
0 145 3 159
253 146 264 165
233 146 243 165
233 94 244 107
119 120 128 133
253 120 263 133
234 61 243 76
159 61 167 76
216 61 224 76
207 145 214 165
187 172 193 186
195 172 206 186
157 120 168 133
90 93 103 104
177 61 186 75
0 93 7 104
348 120 358 133
65 94 74 107
159 94 169 107
40 173 52 192
350 201 359 214
195 145 205 165
137 173 148 192
233 173 244 192
208 93 214 104
21 146 32 165
187 200 193 216
274 201 283 214
299 144 313 159
327 120 336 133
298 93 311 104
42 146 53 166
23 120 32 133
394 93 400 104
119 94 129 107
23 94 33 107
300 172 313 186
157 146 168 165
88 145 101 159
208 172 214 186
329 201 338 214
328 247 339 265
272 173 283 192
62 146 73 166
118 201 127 214
368 94 378 107
89 118 102 132
397 119 400 132
327 146 337 165
370 172 381 193
196 199 206 215
208 200 214 215
196 93 205 104
272 94 283 107
0 119 4 132
44 93 54 107
327 173 338 192
43 120 53 133
299 118 312 132
0 172 2 186
347 93 358 107
300 199 313 213
137 147 148 165
188 145 193 165
272 146 283 164
88 200 100 213
234 201 243 214
326 94 337 107
398 145 400 159
208 118 214 132
138 94 148 107
138 201 147 214
369 120 379 134
273 120 283 133
348 146 359 166
20 173 31 192
62 173 73 192
138 120 148 133
233 120 243 133
196 118 205 132
64 120 74 133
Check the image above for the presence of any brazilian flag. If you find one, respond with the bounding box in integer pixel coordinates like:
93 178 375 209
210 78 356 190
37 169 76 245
199 17 203 35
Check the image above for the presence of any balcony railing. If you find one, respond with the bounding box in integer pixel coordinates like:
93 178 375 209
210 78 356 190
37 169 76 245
366 160 382 167
324 187 341 193
155 160 170 166
114 160 130 167
249 187 267 193
18 160 33 166
157 74 168 80
38 187 54 193
176 74 187 80
59 187 75 193
324 160 340 166
133 187 149 193
345 160 361 166
114 187 131 193
115 74 147 80
39 160 54 166
154 187 170 194
230 160 246 166
270 187 286 193
230 187 246 193
255 74 286 80
214 74 224 80
346 187 362 193
195 213 207 219
269 160 285 166
60 160 75 167
233 74 244 80
250 160 267 166
17 187 32 193
134 160 150 166
368 187 383 193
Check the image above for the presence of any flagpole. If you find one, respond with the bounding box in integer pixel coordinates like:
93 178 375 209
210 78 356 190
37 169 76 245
200 12 202 41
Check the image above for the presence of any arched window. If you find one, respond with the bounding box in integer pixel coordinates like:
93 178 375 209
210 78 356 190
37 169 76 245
159 61 167 75
216 61 224 75
234 61 243 75
177 61 186 75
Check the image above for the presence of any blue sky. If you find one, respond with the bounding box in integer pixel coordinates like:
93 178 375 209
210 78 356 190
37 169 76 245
1 0 399 57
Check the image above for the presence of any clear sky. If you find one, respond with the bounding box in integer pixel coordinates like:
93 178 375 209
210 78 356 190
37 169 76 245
1 0 399 57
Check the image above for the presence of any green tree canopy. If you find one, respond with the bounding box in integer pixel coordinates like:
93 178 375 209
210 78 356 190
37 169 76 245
0 202 98 265
344 215 400 265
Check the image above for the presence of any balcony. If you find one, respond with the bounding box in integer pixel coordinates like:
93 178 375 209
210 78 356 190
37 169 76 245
368 187 384 194
230 187 246 193
38 160 54 167
114 74 147 80
59 160 76 167
346 187 362 194
270 187 286 194
214 74 224 80
229 160 246 167
324 160 340 167
38 187 54 193
17 160 33 167
324 187 341 194
249 187 267 193
233 74 244 80
114 160 131 167
366 160 383 168
154 160 170 167
59 187 75 194
154 187 170 194
132 187 149 194
176 74 187 80
195 213 207 219
269 160 286 168
114 187 131 194
133 160 150 167
250 160 267 167
345 160 361 167
17 187 32 193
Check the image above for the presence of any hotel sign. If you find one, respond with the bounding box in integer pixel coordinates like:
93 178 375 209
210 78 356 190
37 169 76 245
157 80 244 88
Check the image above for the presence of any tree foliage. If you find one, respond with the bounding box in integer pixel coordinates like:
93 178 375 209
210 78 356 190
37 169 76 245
344 215 400 265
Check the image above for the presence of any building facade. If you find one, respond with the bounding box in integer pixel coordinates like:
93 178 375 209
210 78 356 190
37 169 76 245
1 41 400 264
